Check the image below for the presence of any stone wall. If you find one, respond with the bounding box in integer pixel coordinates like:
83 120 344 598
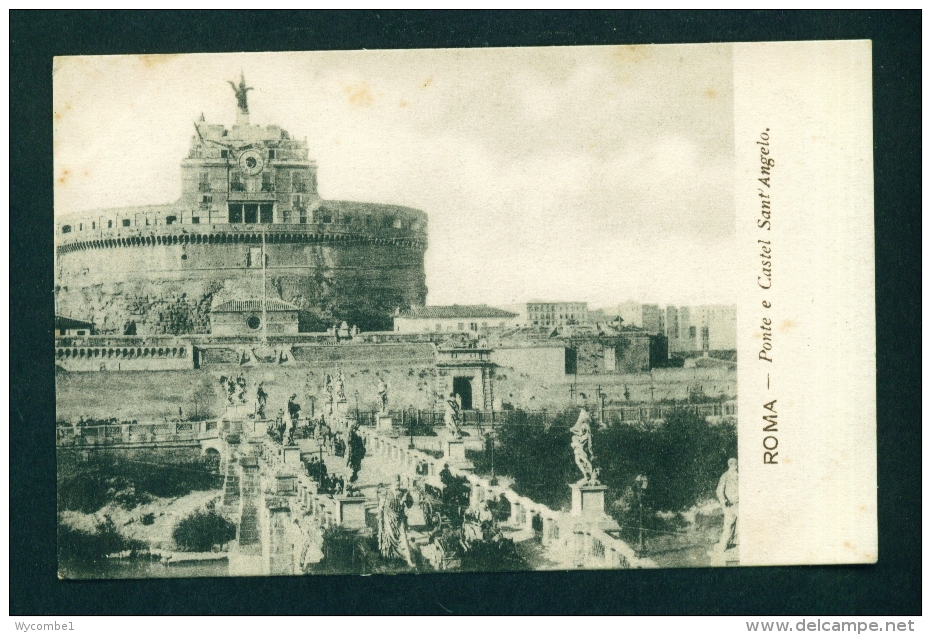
55 234 427 333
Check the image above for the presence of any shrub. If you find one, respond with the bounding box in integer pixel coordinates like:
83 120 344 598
172 509 236 552
57 515 144 564
474 408 737 515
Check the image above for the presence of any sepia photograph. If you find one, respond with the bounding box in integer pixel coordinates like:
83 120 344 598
54 45 763 579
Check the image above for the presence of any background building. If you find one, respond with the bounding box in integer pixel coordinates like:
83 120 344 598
666 304 736 354
210 299 300 336
641 304 666 335
526 301 589 327
393 305 519 334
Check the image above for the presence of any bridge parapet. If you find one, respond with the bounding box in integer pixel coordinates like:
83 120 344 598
358 427 654 569
57 419 222 447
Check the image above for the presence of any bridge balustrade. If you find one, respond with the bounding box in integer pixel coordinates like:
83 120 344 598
358 427 653 569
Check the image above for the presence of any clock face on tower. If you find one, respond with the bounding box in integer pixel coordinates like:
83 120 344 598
238 149 264 176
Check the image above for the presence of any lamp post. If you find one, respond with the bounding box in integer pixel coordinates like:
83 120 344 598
354 390 359 427
408 406 415 449
634 474 649 555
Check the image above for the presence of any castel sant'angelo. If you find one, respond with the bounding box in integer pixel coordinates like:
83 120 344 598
55 75 428 335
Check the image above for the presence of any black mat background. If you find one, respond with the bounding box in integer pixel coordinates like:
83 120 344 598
10 10 921 616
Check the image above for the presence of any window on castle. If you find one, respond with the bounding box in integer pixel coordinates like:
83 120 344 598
268 149 276 159
299 210 307 224
198 172 210 192
321 213 332 224
292 172 305 193
244 204 258 224
220 150 228 158
107 220 113 228
342 215 352 225
228 204 243 223
260 204 273 224
230 172 245 192
201 194 212 208
61 225 72 234
79 223 83 231
191 217 200 224
281 210 292 224
166 216 177 225
457 323 464 331
122 219 131 227
435 324 442 332
394 218 403 229
689 326 697 339
292 194 303 209
261 172 274 192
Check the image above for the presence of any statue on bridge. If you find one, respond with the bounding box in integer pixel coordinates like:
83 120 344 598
444 392 463 439
335 368 347 402
377 377 389 413
715 458 739 552
346 422 366 484
378 475 415 567
570 396 600 485
256 381 268 419
324 373 334 405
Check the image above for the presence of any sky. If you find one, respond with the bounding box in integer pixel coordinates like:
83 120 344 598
53 45 737 308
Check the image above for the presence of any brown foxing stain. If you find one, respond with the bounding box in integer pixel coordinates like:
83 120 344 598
422 78 433 88
137 54 179 69
58 168 71 186
398 100 409 108
344 83 375 108
780 319 795 332
612 45 651 65
54 101 73 121
705 88 718 99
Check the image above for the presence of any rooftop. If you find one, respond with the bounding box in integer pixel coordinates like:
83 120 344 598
55 315 94 330
212 299 299 313
398 305 518 319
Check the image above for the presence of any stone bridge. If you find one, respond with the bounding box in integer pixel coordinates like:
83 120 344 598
57 408 654 572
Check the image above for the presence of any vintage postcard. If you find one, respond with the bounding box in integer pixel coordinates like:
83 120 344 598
53 41 875 578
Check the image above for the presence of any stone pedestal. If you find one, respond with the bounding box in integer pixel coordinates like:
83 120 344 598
336 496 367 530
376 413 393 433
443 439 466 462
570 483 619 530
334 399 348 418
442 439 474 472
226 403 251 420
282 445 301 468
274 473 297 496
